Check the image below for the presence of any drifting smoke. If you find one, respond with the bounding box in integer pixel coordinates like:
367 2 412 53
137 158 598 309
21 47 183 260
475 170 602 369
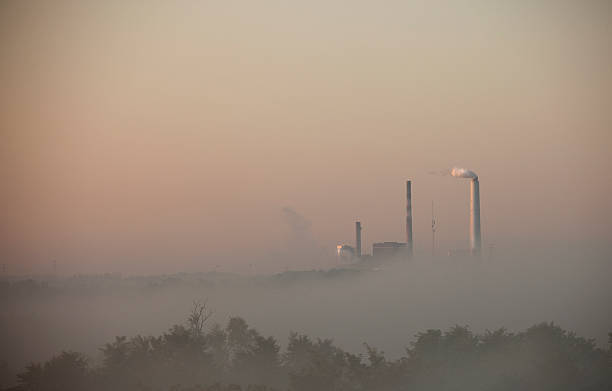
282 207 312 235
280 207 325 266
428 168 478 179
451 167 478 180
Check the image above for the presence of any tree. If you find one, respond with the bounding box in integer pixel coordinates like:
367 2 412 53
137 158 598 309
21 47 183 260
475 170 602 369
17 352 89 391
188 301 213 339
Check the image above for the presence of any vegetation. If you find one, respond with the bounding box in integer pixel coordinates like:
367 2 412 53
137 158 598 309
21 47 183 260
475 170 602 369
3 302 611 391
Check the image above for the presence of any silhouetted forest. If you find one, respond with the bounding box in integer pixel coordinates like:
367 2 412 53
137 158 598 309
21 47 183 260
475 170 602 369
2 301 611 391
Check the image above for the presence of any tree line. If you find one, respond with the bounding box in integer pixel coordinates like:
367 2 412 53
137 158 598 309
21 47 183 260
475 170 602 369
3 301 611 391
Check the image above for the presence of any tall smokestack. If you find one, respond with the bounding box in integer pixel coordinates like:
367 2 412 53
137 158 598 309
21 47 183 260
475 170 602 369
470 178 481 256
355 221 362 257
451 167 481 256
406 180 413 256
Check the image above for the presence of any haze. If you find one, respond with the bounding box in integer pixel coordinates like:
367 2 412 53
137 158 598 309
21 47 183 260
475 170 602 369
1 2 612 390
1 1 611 274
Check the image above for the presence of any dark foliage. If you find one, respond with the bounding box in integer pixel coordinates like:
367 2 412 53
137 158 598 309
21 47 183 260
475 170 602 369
15 352 89 391
5 313 611 391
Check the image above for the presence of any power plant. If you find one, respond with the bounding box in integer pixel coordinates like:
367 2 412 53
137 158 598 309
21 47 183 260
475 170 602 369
337 169 481 262
337 180 414 262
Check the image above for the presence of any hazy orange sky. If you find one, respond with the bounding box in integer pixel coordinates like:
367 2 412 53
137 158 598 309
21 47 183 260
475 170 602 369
1 1 611 274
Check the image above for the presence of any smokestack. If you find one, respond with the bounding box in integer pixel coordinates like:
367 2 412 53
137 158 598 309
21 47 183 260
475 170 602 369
470 178 481 256
355 221 362 257
450 167 481 256
406 180 413 256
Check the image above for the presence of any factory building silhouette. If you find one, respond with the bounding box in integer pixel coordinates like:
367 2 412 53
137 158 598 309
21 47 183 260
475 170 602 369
337 175 481 262
337 180 413 262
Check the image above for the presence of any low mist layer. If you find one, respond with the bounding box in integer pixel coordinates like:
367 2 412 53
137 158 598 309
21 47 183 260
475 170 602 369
1 245 611 387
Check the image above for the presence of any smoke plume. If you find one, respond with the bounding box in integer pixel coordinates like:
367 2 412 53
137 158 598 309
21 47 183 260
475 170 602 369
280 207 323 265
282 207 312 235
450 167 478 180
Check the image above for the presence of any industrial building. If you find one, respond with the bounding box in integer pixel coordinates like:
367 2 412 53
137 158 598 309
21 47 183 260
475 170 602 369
372 242 409 258
337 171 482 261
337 180 414 262
336 244 356 261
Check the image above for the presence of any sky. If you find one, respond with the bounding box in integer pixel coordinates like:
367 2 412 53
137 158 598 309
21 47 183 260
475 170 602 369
1 0 611 274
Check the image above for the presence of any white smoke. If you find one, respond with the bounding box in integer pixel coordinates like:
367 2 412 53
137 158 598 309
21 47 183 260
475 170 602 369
450 167 478 180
